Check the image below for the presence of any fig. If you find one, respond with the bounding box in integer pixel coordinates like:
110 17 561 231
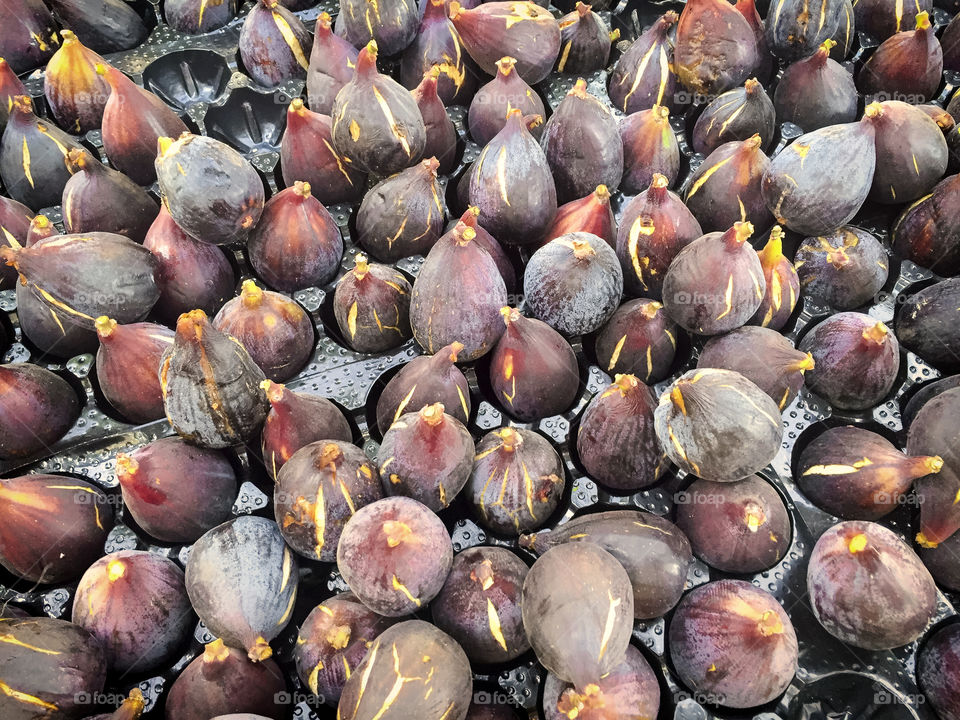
891 173 960 275
902 374 960 430
617 173 703 299
94 317 173 423
467 56 545 147
0 58 26 135
608 11 678 115
736 0 775 83
72 551 193 673
908 387 960 546
525 232 623 336
619 105 681 195
338 0 418 56
0 0 59 73
898 277 960 368
594 299 678 382
469 427 564 535
62 149 158 243
917 624 960 720
337 496 453 616
674 0 759 96
830 0 856 58
274 439 382 562
765 0 844 60
160 309 270 449
338 620 472 720
858 12 943 103
43 31 110 134
946 12 960 71
854 0 931 40
333 253 412 352
306 12 359 115
45 0 148 53
669 579 798 708
0 363 79 460
541 185 616 248
794 226 889 309
164 639 286 720
921 529 960 590
798 313 900 410
331 41 426 177
749 226 800 329
116 437 236 543
691 78 776 156
261 381 352 480
773 40 858 132
655 368 784 481
807 520 936 649
413 70 458 174
0 195 33 288
24 213 55 246
868 100 948 204
164 0 237 34
14 280 98 357
0 474 111 582
448 1 561 85
378 403 473 510
155 133 265 245
400 0 477 105
556 3 616 74
239 0 310 88
761 106 881 235
186 515 299 661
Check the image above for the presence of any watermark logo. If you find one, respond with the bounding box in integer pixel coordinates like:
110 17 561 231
274 690 326 707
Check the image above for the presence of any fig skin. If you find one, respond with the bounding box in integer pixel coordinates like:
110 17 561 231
921 529 960 590
541 185 616 249
0 195 32 288
307 12 359 114
692 78 776 156
918 624 960 720
608 11 678 114
854 0 931 40
469 427 565 536
0 0 59 73
43 31 110 134
0 364 80 460
897 277 960 368
14 280 99 357
337 497 454 616
749 227 800 329
72 551 194 673
794 226 889 309
45 0 147 53
94 317 173 423
829 0 856 59
773 40 858 132
239 0 311 88
467 56 545 147
164 639 286 720
401 0 477 105
525 232 623 336
116 437 237 544
186 516 299 662
338 0 418 56
413 70 458 174
669 580 799 708
261 380 352 481
0 474 112 583
908 388 960 547
798 313 900 411
902 374 960 430
674 0 759 96
594 299 678 382
556 3 616 74
892 173 960 275
156 133 265 245
0 58 26 135
25 213 55 246
869 100 948 204
334 253 412 353
160 309 270 449
807 520 936 649
655 368 784 482
946 12 960 71
736 0 774 83
165 0 237 34
619 105 681 195
858 11 943 103
765 0 844 61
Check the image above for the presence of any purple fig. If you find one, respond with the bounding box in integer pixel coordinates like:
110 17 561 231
43 31 110 134
0 194 33 288
45 0 147 53
736 0 774 83
0 58 25 135
338 0 418 56
25 213 55 246
892 172 960 275
765 0 844 60
829 0 856 58
459 206 517 292
773 39 858 132
15 280 98 356
692 78 776 156
400 0 477 105
413 70 458 174
675 0 759 95
239 0 311 88
594 299 678 382
0 0 59 73
794 226 889 309
853 0 931 40
94 317 174 423
333 253 412 352
165 0 237 34
608 11 679 114
749 227 799 329
556 3 617 74
619 105 681 195
908 387 960 547
897 277 960 368
467 56 545 146
307 12 359 114
920 527 960 590
869 100 948 204
917 624 960 720
541 185 616 248
944 11 960 71
858 11 943 103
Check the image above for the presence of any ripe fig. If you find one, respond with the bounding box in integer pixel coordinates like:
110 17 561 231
413 70 458 174
736 0 775 83
908 387 960 546
43 31 110 134
0 58 26 135
774 40 858 132
164 0 237 34
869 100 948 204
449 1 561 85
541 185 616 248
691 78 776 155
306 12 358 114
0 474 111 582
853 0 931 40
469 427 564 535
331 41 426 177
765 0 844 60
337 496 453 615
830 0 856 58
400 0 477 105
557 3 616 74
918 624 960 720
156 133 265 245
160 309 270 448
608 11 678 114
798 313 900 410
333 254 412 353
117 437 236 543
72 551 193 673
858 12 943 103
338 0 418 56
749 226 799 329
239 0 310 88
1 363 80 460
619 105 681 195
0 195 33 288
94 317 173 423
14 281 98 356
594 299 678 382
45 0 148 53
467 56 545 147
897 277 960 368
655 368 784 481
456 207 516 292
794 226 889 309
674 0 759 96
891 173 960 275
0 0 59 73
186 515 298 661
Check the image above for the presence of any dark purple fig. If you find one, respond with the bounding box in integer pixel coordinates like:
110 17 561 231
808 520 936 649
655 368 783 481
794 226 888 309
669 580 798 708
338 0 418 56
333 254 412 352
0 58 25 135
413 70 458 174
749 227 799 329
525 232 623 336
684 135 774 233
608 12 678 115
869 100 948 204
275 440 383 562
379 403 473 511
903 374 960 430
945 11 960 71
307 12 358 114
798 425 942 519
62 149 158 243
459 206 517 292
400 0 477 105
411 221 508 359
0 363 79 460
331 41 426 177
0 195 33 288
281 99 367 205
467 56 545 147
25 213 55 246
858 12 942 103
773 40 857 132
619 105 681 195
736 0 775 83
338 620 472 720
617 174 704 299
556 3 616 74
692 78 776 156
892 173 960 275
762 106 881 235
164 639 286 720
431 546 530 664
14 280 99 356
798 313 900 410
522 542 634 690
594 299 678 382
43 31 110 134
449 1 561 85
99 65 189 186
294 593 395 704
675 0 759 96
94 316 173 423
156 133 265 245
918 623 960 720
165 0 237 34
186 516 298 661
765 0 843 60
469 108 557 243
469 427 564 535
0 0 59 73
337 496 453 616
239 0 311 88
160 309 270 449
45 0 147 53
829 0 856 58
898 277 960 368
541 185 616 249
144 206 236 323
0 474 111 582
117 437 236 543
908 388 960 547
72 551 193 673
375 341 471 433
853 0 930 40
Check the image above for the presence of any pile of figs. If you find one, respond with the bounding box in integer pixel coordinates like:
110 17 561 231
1 0 960 717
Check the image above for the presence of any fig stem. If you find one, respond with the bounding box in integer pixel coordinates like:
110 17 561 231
419 402 445 426
260 379 285 404
248 636 273 662
500 306 520 326
570 238 595 259
326 624 351 650
757 610 784 636
383 520 412 547
498 427 523 452
862 322 889 345
848 533 868 553
203 638 230 663
95 316 117 339
448 341 464 362
496 56 517 76
293 181 311 198
614 374 640 395
787 353 815 373
354 253 370 279
640 301 661 319
115 452 139 478
240 279 264 308
106 559 126 582
916 10 931 30
594 184 610 201
914 455 944 474
916 531 938 548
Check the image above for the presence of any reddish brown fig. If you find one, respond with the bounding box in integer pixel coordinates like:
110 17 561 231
0 363 79 460
306 12 358 114
338 0 418 56
608 11 678 114
0 58 26 134
892 173 960 275
467 56 545 146
868 100 948 204
749 227 800 330
458 206 517 292
0 0 59 73
0 195 33 287
594 299 678 382
858 12 943 103
541 185 616 248
619 105 681 195
774 40 857 132
25 213 55 246
94 317 173 423
736 0 774 83
43 31 110 134
333 253 412 352
692 78 776 156
165 0 237 34
239 0 311 88
795 226 889 310
675 0 759 96
412 70 458 174
400 0 477 105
